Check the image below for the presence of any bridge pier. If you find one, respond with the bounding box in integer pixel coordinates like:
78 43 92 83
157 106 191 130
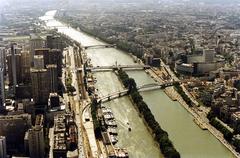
108 96 111 101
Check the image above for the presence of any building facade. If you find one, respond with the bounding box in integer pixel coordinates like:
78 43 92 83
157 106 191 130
30 68 50 105
28 126 45 158
0 136 6 158
0 68 5 110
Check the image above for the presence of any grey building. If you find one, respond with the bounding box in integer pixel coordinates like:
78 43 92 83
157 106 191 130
0 68 5 110
28 126 45 158
0 136 6 158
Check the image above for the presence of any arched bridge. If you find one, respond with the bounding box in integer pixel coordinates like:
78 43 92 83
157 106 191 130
83 44 116 50
86 65 150 72
98 89 129 103
137 81 176 92
97 81 178 103
82 81 179 120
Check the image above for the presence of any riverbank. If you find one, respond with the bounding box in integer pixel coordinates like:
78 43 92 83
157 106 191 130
148 67 240 158
117 69 180 158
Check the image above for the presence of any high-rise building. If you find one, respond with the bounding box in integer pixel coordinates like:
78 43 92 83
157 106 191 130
46 34 64 51
49 49 62 77
10 44 17 92
20 51 31 84
30 35 44 66
30 68 50 105
0 136 6 158
33 55 44 69
35 49 62 77
35 48 50 67
0 68 5 110
47 64 58 93
28 115 44 158
7 53 22 86
0 114 32 149
0 48 6 74
28 126 45 158
7 44 22 85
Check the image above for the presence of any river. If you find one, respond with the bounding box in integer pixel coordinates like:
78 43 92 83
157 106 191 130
41 10 235 158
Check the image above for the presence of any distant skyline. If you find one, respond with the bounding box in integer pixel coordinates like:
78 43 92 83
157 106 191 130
1 0 240 4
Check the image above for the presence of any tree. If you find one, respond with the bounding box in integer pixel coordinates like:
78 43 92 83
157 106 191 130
131 91 143 103
128 78 137 92
200 91 212 107
67 85 76 94
233 139 240 152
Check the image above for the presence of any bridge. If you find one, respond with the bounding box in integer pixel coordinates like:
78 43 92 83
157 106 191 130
137 82 176 92
98 89 129 103
86 64 150 72
97 81 177 103
82 81 178 122
83 44 116 50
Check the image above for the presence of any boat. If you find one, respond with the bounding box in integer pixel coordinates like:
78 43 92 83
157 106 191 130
110 135 118 144
108 128 118 135
193 118 207 130
105 120 117 127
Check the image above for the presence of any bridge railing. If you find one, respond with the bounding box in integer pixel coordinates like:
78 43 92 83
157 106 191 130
84 44 116 49
87 64 149 70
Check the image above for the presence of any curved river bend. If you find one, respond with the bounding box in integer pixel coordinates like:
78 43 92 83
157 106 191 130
41 11 235 158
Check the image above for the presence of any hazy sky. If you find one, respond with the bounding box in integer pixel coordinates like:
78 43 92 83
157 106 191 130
0 0 239 10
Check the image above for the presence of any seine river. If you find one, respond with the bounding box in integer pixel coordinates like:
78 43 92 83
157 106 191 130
41 10 235 158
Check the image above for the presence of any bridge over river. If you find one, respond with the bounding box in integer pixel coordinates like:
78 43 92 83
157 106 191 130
83 44 116 50
86 64 150 72
98 81 176 103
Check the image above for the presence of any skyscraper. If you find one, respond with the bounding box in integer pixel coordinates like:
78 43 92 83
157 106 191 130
20 51 31 84
0 114 32 150
35 49 62 77
7 53 22 86
46 34 64 51
28 115 44 158
0 68 5 110
30 68 50 105
30 35 44 66
0 136 7 158
33 55 44 69
49 49 62 77
10 44 17 93
35 48 50 67
0 48 6 74
47 64 58 93
28 126 45 158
